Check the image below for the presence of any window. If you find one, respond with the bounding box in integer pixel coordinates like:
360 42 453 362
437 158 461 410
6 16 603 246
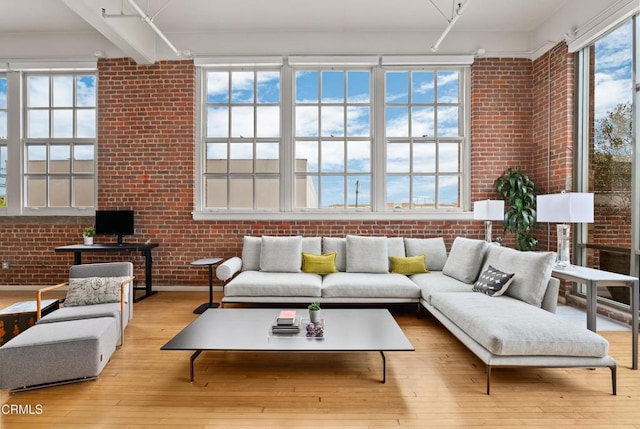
575 16 638 307
0 74 6 207
203 69 281 209
294 69 371 209
196 58 470 217
24 73 96 209
384 69 463 209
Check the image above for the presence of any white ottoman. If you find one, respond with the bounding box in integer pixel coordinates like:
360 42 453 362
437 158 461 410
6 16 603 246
0 317 118 392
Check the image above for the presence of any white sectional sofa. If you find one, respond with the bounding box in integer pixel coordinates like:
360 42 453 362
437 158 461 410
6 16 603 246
217 235 617 394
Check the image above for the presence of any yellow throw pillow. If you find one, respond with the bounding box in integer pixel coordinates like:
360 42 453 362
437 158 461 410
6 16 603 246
302 251 338 274
390 254 429 275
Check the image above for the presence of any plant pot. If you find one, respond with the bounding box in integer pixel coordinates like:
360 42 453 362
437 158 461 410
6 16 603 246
83 236 94 245
309 309 321 324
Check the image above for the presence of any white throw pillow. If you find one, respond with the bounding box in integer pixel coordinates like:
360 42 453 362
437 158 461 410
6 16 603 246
241 236 262 271
259 236 303 273
404 237 448 271
346 235 389 274
65 276 130 306
442 237 488 283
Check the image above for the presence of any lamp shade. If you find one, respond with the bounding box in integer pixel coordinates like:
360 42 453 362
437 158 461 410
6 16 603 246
473 200 505 221
536 192 594 223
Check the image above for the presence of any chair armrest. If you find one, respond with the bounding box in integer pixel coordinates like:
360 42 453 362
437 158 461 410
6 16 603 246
216 257 243 282
119 276 135 310
36 282 68 320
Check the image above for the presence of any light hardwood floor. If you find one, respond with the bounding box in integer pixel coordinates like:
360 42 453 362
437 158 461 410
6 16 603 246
1 290 639 428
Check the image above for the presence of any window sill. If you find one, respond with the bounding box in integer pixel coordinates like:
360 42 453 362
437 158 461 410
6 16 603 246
192 210 473 221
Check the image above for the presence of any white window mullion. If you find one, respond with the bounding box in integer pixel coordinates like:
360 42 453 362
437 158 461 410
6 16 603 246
281 63 293 211
372 67 385 212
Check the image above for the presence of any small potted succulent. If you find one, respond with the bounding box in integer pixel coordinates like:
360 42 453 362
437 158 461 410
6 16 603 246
308 302 321 324
83 226 95 245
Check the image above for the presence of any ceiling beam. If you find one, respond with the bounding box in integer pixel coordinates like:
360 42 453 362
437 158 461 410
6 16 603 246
61 0 156 64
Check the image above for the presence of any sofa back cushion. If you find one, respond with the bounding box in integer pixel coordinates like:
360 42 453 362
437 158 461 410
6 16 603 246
259 236 303 273
346 235 389 273
387 237 406 270
302 237 322 254
404 237 448 271
323 237 347 271
442 237 488 283
481 245 555 307
241 236 262 271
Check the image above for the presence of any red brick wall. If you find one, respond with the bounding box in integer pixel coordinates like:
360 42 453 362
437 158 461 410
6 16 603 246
531 43 576 253
0 55 549 288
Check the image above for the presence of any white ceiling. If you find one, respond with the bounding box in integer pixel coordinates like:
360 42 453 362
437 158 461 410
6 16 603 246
0 0 633 63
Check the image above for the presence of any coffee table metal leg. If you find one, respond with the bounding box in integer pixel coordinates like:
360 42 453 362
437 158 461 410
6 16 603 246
190 350 202 382
380 351 386 383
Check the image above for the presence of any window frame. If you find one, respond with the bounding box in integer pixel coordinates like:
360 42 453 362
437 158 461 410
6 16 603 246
193 57 472 221
0 63 97 217
200 67 283 211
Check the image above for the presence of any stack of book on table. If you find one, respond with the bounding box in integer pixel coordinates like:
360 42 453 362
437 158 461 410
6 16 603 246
271 310 301 334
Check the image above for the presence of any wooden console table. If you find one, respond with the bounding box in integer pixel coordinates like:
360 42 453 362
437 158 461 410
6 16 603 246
552 265 638 370
55 242 159 302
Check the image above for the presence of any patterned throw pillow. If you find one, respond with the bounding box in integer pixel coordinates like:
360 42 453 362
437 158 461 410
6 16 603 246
472 265 515 297
65 276 130 306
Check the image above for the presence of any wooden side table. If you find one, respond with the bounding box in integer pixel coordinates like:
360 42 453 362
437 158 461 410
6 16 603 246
191 257 223 314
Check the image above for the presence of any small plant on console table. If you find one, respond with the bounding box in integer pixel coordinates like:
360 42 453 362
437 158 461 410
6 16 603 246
308 302 321 324
83 226 95 245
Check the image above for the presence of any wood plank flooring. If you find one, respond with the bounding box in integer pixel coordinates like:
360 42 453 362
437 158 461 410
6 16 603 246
1 290 639 428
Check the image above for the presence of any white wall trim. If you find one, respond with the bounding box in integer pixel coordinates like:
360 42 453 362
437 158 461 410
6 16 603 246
568 0 639 52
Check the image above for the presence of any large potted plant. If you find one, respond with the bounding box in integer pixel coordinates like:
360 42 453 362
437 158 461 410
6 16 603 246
495 166 537 251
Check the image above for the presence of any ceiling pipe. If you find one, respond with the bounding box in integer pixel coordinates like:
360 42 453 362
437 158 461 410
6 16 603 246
431 0 472 52
124 0 180 56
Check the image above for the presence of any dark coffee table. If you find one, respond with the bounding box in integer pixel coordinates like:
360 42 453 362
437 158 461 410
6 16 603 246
161 308 414 383
0 299 59 346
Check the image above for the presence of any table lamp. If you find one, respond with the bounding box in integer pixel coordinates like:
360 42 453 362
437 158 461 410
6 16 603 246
536 191 594 268
473 199 505 243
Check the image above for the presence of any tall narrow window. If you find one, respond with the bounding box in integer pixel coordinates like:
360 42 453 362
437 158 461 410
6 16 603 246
0 75 6 208
24 74 96 208
204 70 281 209
294 69 372 209
384 69 463 209
579 20 635 306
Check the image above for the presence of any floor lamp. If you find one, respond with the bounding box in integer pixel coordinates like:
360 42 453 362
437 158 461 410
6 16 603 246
473 200 505 243
536 192 594 268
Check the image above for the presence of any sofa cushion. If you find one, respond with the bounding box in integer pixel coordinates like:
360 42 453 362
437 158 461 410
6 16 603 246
302 237 322 254
346 235 389 274
224 271 322 297
322 272 420 298
429 292 609 357
302 252 338 275
241 236 262 271
37 302 128 335
260 236 303 273
481 245 555 307
404 237 448 271
323 237 346 272
65 276 130 306
390 255 428 275
442 237 487 283
387 237 406 270
472 265 514 297
411 271 474 303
